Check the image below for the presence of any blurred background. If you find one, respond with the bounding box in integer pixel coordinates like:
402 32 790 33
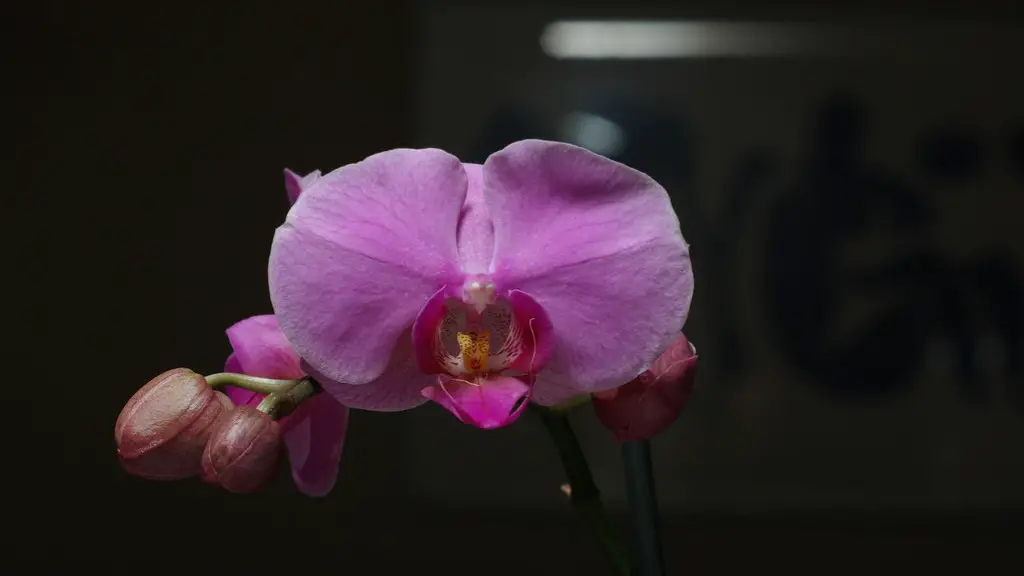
33 0 1022 573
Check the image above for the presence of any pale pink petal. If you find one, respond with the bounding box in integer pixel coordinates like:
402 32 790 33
484 140 693 399
282 393 349 497
225 315 304 380
300 328 433 411
456 164 494 274
283 168 322 205
422 375 532 429
270 149 468 385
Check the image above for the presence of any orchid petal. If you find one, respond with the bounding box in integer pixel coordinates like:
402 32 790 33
484 140 693 398
283 168 323 205
456 163 494 274
301 328 433 411
422 375 531 429
225 315 304 380
224 353 242 374
270 149 468 385
281 393 349 497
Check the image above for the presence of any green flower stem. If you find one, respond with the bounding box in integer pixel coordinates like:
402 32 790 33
204 373 320 420
256 377 319 419
531 404 632 576
204 372 301 395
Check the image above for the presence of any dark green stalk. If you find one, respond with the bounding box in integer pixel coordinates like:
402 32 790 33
531 404 631 576
622 440 665 576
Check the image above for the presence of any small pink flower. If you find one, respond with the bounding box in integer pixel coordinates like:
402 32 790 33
202 406 283 493
222 314 349 497
592 333 698 442
115 368 232 480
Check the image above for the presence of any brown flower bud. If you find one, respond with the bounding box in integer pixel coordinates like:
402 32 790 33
592 333 698 442
115 368 232 480
201 406 282 493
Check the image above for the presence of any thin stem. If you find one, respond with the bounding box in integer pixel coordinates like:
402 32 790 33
622 441 665 576
204 372 300 395
531 404 631 576
256 377 319 419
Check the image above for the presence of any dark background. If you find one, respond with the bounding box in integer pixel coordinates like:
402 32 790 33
32 1 1022 574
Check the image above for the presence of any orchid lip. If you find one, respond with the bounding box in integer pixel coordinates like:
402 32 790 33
411 284 554 429
421 374 533 429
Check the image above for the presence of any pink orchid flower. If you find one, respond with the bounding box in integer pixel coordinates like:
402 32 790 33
223 314 348 497
269 139 693 429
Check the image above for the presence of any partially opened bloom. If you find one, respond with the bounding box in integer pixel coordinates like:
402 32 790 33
592 333 699 442
222 315 348 496
270 139 693 429
115 368 233 480
202 405 283 493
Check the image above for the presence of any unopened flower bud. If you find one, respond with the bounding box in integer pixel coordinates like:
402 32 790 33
201 406 282 493
592 333 698 442
115 368 232 480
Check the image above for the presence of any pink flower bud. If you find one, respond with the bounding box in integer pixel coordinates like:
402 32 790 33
201 406 283 493
115 368 232 480
592 333 698 442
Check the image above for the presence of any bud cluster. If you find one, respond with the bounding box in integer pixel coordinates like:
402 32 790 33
115 368 283 493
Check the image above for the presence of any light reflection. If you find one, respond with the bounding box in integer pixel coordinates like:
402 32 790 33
540 20 813 59
558 111 626 157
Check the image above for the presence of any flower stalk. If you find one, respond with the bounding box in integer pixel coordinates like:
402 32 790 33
203 373 321 419
622 440 665 576
256 377 319 419
204 372 302 395
531 404 631 576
